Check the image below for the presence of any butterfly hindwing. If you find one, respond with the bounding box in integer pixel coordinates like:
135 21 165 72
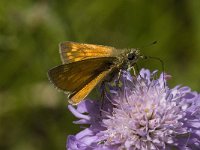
69 69 112 104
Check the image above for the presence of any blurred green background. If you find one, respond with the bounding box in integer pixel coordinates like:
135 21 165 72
1 0 200 149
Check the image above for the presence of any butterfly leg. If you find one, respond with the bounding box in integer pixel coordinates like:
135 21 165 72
114 69 122 88
100 80 113 116
99 71 118 115
132 63 143 78
100 81 106 115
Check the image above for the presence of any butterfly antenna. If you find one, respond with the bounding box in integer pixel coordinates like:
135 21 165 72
142 56 166 88
139 41 157 49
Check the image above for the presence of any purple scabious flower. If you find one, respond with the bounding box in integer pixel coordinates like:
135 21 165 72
67 69 200 150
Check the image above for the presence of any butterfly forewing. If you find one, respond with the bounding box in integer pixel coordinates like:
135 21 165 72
48 57 117 104
59 41 120 64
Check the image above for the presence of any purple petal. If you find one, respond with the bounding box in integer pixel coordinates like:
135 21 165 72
68 105 91 120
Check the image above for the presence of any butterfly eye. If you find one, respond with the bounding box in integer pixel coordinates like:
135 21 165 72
128 53 136 60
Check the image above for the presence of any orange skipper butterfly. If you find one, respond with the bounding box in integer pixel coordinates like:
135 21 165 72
48 41 144 105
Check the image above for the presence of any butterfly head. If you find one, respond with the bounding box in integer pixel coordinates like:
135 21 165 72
126 48 141 66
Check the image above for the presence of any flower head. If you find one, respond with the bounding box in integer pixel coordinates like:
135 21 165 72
67 69 200 150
